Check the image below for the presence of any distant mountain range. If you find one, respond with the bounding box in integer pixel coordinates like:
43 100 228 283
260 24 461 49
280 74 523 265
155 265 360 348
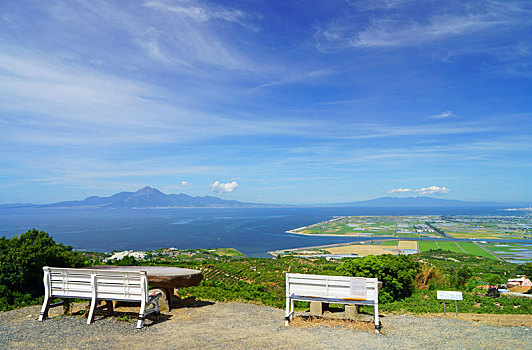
1 187 281 209
321 196 508 208
0 188 522 209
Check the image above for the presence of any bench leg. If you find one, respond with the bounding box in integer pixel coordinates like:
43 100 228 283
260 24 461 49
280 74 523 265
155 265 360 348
137 299 147 329
38 295 51 321
285 297 290 326
290 300 294 321
87 298 97 325
374 303 380 334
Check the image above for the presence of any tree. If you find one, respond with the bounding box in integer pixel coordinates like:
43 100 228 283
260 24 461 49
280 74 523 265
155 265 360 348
449 266 473 289
0 229 86 299
113 255 139 266
522 262 532 278
337 254 421 303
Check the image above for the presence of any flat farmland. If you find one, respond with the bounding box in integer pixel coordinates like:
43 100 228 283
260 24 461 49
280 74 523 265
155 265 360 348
483 243 532 263
430 216 531 240
292 215 440 238
457 242 497 259
437 241 464 253
419 241 439 252
324 244 398 256
397 241 418 250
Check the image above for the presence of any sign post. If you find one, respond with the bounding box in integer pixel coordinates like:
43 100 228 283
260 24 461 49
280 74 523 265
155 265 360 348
437 291 462 316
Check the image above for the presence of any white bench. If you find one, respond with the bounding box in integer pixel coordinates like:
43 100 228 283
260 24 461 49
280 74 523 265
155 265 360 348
285 273 381 333
38 266 161 328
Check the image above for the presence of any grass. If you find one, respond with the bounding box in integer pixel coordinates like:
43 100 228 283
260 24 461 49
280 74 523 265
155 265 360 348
380 240 398 246
397 232 418 238
211 248 245 257
435 241 464 253
457 242 497 260
378 289 532 315
419 241 439 252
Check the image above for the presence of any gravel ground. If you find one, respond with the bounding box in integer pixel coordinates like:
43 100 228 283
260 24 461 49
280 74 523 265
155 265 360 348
1 302 530 349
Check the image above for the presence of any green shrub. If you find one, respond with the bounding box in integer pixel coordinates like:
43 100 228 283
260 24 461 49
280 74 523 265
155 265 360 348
0 229 87 311
522 262 532 278
112 255 140 266
337 255 421 303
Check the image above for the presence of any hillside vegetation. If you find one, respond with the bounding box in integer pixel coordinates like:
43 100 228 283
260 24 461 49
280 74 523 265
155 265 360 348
0 230 530 316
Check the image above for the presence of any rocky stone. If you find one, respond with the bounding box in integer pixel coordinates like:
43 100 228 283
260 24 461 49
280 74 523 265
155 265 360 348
345 305 360 318
310 302 329 316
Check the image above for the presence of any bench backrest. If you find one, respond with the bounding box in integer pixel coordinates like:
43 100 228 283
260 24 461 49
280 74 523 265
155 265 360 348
286 273 379 301
42 267 149 302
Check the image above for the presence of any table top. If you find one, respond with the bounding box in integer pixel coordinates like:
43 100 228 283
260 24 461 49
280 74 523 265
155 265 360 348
86 265 203 288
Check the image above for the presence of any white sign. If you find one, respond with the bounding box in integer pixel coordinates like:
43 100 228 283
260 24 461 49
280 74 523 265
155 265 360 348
437 291 463 301
350 278 367 299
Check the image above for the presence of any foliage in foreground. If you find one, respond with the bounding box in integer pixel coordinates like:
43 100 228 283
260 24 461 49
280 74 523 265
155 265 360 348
177 251 532 314
1 229 530 317
337 255 421 303
379 289 531 315
166 256 340 309
0 229 87 311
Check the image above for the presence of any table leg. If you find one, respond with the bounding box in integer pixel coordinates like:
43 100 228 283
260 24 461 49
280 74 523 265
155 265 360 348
164 287 174 310
105 300 114 316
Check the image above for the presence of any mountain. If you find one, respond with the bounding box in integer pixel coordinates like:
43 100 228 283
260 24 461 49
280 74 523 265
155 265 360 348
0 203 35 209
25 186 280 209
319 196 507 207
1 190 521 209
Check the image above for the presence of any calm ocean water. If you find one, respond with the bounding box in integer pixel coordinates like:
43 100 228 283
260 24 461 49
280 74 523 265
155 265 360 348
0 207 522 257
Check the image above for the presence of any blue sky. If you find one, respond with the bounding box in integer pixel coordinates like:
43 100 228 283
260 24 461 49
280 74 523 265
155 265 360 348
0 0 531 204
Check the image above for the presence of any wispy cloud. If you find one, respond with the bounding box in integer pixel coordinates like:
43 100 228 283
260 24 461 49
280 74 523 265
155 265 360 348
387 186 450 195
315 0 532 54
40 0 257 71
249 69 334 92
144 0 247 24
430 111 453 119
0 46 322 147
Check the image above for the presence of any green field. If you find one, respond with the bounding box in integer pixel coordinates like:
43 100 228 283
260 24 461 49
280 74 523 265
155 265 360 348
381 240 398 246
396 231 418 238
419 241 439 252
418 241 498 259
457 242 497 259
437 241 464 253
211 248 246 257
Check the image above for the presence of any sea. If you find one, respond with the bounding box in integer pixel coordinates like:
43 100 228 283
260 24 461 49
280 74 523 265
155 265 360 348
0 207 528 257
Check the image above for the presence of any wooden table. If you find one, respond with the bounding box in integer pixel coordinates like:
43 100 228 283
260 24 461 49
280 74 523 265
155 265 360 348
86 266 203 310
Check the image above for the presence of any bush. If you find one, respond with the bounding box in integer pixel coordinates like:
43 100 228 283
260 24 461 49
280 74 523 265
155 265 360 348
337 255 421 303
112 255 140 266
449 266 473 289
0 229 87 310
414 264 448 290
522 262 532 278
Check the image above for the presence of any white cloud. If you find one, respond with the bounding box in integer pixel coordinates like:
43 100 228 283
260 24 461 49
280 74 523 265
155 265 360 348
430 111 453 119
181 180 191 186
387 188 412 193
416 186 450 195
387 186 450 195
212 180 239 194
